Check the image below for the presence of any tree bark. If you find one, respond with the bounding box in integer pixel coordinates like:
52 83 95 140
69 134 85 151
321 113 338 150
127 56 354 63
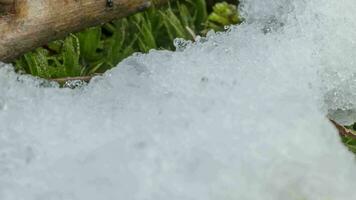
0 0 170 62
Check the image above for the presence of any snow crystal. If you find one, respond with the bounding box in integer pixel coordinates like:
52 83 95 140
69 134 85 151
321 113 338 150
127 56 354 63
1 0 356 199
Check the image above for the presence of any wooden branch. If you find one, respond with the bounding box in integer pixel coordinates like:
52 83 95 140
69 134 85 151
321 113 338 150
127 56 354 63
0 0 171 62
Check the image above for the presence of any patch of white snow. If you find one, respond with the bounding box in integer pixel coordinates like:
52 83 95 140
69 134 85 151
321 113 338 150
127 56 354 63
1 0 356 199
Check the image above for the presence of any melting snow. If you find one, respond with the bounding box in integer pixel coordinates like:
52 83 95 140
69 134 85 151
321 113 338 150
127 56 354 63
1 0 356 199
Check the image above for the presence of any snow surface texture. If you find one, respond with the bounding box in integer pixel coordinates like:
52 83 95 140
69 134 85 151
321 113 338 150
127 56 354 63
1 0 356 199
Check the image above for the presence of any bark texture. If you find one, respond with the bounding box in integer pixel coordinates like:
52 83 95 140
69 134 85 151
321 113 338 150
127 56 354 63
0 0 170 62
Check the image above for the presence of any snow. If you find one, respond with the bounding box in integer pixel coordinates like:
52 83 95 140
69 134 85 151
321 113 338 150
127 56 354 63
1 0 356 199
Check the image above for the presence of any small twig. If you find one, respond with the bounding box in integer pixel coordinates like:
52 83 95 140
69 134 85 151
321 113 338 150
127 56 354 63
329 119 356 139
49 73 102 85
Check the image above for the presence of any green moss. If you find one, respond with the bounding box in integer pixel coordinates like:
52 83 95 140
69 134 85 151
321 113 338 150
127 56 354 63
206 2 241 32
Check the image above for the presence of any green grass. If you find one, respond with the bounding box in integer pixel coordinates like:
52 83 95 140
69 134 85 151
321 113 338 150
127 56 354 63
14 0 241 80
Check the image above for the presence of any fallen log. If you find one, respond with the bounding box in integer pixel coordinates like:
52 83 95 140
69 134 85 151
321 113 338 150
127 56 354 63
0 0 171 62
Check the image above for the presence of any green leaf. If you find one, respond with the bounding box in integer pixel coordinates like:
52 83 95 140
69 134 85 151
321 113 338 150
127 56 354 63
47 40 63 53
160 9 190 41
187 0 208 29
77 27 103 61
62 34 81 76
134 14 157 52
